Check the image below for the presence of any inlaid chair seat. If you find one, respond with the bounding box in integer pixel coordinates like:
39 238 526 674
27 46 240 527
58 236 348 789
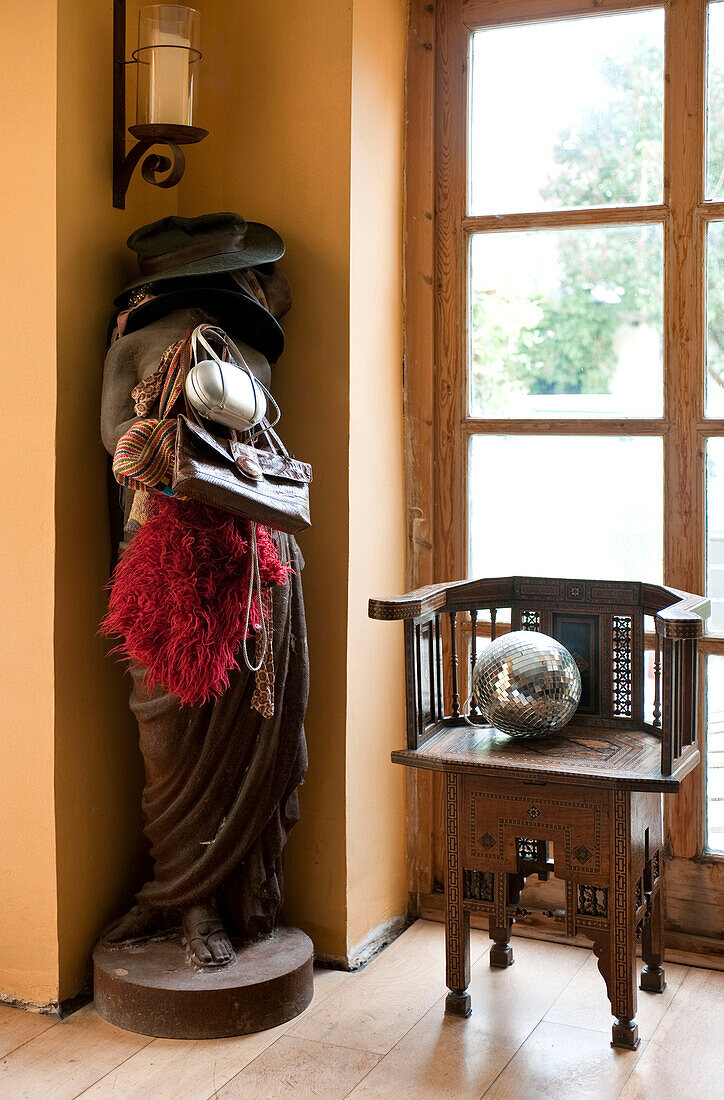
392 720 694 791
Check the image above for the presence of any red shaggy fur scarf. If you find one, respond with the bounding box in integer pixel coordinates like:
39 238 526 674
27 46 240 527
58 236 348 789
101 497 291 706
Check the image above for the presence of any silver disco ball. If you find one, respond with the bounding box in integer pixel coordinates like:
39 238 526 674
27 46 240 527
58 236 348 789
472 630 581 739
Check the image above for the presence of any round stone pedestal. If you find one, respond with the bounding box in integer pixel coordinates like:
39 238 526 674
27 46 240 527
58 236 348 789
94 926 314 1039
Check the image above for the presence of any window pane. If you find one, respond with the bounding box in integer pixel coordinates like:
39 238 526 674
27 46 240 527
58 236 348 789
707 439 724 633
706 222 724 415
469 226 664 418
706 655 724 853
707 1 724 199
469 435 663 581
469 10 664 216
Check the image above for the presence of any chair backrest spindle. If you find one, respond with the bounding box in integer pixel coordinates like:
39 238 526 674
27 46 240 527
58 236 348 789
448 611 461 719
469 609 479 716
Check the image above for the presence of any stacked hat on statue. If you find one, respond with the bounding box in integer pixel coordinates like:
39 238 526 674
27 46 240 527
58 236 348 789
112 212 291 362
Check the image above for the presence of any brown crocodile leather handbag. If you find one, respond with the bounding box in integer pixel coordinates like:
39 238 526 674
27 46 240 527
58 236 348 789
173 415 313 534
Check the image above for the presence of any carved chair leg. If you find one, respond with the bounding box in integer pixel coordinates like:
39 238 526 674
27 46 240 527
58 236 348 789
640 886 666 994
444 773 471 1017
445 989 472 1017
610 792 640 1050
611 1016 639 1050
489 921 514 969
445 909 471 1017
489 871 523 968
603 924 639 1051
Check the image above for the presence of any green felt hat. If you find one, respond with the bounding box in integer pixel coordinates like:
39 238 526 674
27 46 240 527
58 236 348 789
116 212 285 304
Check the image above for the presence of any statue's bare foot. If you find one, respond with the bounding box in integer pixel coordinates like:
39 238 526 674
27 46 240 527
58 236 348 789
101 904 171 946
182 902 236 967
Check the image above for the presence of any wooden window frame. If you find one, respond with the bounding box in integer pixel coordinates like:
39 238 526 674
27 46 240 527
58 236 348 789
404 0 724 951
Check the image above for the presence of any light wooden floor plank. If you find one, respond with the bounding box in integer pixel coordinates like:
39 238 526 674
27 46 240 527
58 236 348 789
0 1005 56 1059
212 1036 380 1099
0 1004 151 1100
484 1020 646 1099
74 967 350 1100
290 918 489 1055
346 937 588 1100
619 967 724 1098
544 954 689 1039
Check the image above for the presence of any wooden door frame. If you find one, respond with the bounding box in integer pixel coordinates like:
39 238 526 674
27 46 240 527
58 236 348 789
403 0 724 952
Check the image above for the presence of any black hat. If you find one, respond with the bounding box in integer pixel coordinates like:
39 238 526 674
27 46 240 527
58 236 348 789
115 212 285 303
121 286 285 363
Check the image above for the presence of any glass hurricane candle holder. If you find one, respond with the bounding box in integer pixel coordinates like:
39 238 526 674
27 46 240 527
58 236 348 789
135 5 201 127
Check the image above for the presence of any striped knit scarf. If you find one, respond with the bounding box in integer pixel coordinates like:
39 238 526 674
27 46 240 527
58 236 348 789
112 337 188 495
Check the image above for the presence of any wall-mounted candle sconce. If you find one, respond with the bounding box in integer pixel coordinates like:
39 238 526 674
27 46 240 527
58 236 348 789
113 2 207 209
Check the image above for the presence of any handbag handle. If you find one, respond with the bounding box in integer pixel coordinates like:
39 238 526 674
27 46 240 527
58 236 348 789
255 421 294 461
190 325 281 431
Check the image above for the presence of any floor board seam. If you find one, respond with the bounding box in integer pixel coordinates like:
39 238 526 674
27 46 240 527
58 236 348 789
470 938 493 967
0 1018 58 1064
539 947 596 1023
629 966 691 1051
340 988 454 1098
479 1017 545 1098
613 1041 648 1100
68 1034 157 1099
198 1033 383 1100
535 1017 637 1038
612 1035 654 1099
341 1048 386 1099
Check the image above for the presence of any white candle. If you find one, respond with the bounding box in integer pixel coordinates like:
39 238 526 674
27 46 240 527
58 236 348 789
147 29 192 125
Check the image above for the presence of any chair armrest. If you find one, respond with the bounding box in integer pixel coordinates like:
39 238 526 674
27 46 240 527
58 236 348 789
654 589 710 639
368 582 451 621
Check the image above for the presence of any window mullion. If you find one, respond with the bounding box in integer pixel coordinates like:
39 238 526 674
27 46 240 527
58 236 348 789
434 0 468 584
662 0 707 859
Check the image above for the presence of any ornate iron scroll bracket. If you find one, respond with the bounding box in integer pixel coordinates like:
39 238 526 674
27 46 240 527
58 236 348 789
113 0 207 209
114 124 208 209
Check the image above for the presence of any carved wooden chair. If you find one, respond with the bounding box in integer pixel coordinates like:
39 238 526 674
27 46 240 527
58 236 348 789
369 577 708 1049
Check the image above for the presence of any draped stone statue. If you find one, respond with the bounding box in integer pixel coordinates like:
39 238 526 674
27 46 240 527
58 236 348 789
99 309 309 970
94 216 314 1038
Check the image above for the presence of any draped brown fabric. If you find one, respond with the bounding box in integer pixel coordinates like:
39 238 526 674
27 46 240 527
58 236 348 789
129 532 308 940
101 310 309 942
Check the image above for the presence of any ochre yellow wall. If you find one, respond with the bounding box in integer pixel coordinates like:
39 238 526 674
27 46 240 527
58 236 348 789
0 0 408 1002
346 0 408 955
0 2 60 1004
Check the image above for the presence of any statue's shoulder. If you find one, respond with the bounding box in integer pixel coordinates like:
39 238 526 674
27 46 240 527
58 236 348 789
106 308 203 380
105 326 171 382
